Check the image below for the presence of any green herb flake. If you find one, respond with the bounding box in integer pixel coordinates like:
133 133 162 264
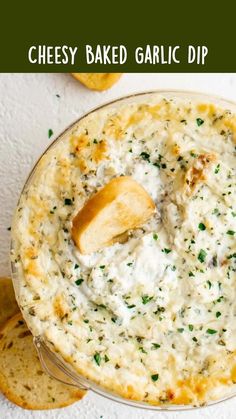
141 295 153 305
153 233 158 241
99 265 106 269
206 328 217 335
232 212 236 217
94 353 101 366
227 230 235 236
104 354 109 363
214 164 220 174
212 255 218 267
198 249 207 263
127 262 133 267
151 343 161 349
48 128 53 138
74 264 79 269
140 152 150 162
216 311 221 318
64 198 73 206
75 278 84 286
139 347 147 354
151 374 159 382
196 118 204 126
198 223 206 231
188 324 194 331
177 328 184 333
207 280 212 289
162 248 172 254
93 139 98 144
189 271 195 277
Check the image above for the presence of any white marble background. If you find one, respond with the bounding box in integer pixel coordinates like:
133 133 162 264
0 73 236 418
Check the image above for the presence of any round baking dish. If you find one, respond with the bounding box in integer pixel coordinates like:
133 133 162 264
10 90 236 411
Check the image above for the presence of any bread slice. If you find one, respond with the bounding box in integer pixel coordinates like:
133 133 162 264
72 176 155 254
0 313 86 410
0 277 19 329
71 73 122 91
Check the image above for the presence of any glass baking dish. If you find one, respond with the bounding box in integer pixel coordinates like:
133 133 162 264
10 90 236 411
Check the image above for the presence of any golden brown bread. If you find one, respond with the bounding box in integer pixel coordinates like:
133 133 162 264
0 313 86 410
71 73 122 91
72 176 155 254
0 277 19 329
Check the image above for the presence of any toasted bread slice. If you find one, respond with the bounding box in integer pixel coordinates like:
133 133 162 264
0 277 19 329
71 73 122 91
72 176 155 254
0 313 86 410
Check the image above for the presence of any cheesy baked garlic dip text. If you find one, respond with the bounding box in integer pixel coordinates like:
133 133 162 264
12 94 236 406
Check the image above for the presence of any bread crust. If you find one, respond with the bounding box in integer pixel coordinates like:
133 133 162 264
0 277 19 329
72 176 155 254
71 73 122 91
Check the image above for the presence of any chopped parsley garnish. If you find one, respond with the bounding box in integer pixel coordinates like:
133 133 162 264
75 278 83 286
99 265 106 269
64 198 73 205
227 253 236 259
227 230 235 236
74 264 79 269
196 118 204 126
139 347 147 354
94 353 101 366
48 128 53 138
140 152 150 162
198 223 206 231
188 324 194 331
127 304 136 309
104 354 109 362
151 374 159 382
212 255 218 267
141 295 153 305
192 337 198 342
206 329 217 335
153 233 158 240
232 212 236 217
177 328 184 333
162 248 172 254
207 280 212 289
152 343 161 349
216 311 221 318
198 249 207 263
214 164 220 174
189 271 195 277
93 139 98 144
127 262 133 267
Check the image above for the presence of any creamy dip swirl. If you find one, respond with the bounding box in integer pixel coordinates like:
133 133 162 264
12 94 236 406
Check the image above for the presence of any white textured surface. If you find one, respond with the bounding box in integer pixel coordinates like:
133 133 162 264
1 73 236 418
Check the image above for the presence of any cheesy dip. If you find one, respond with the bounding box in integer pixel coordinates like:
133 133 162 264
12 93 236 406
